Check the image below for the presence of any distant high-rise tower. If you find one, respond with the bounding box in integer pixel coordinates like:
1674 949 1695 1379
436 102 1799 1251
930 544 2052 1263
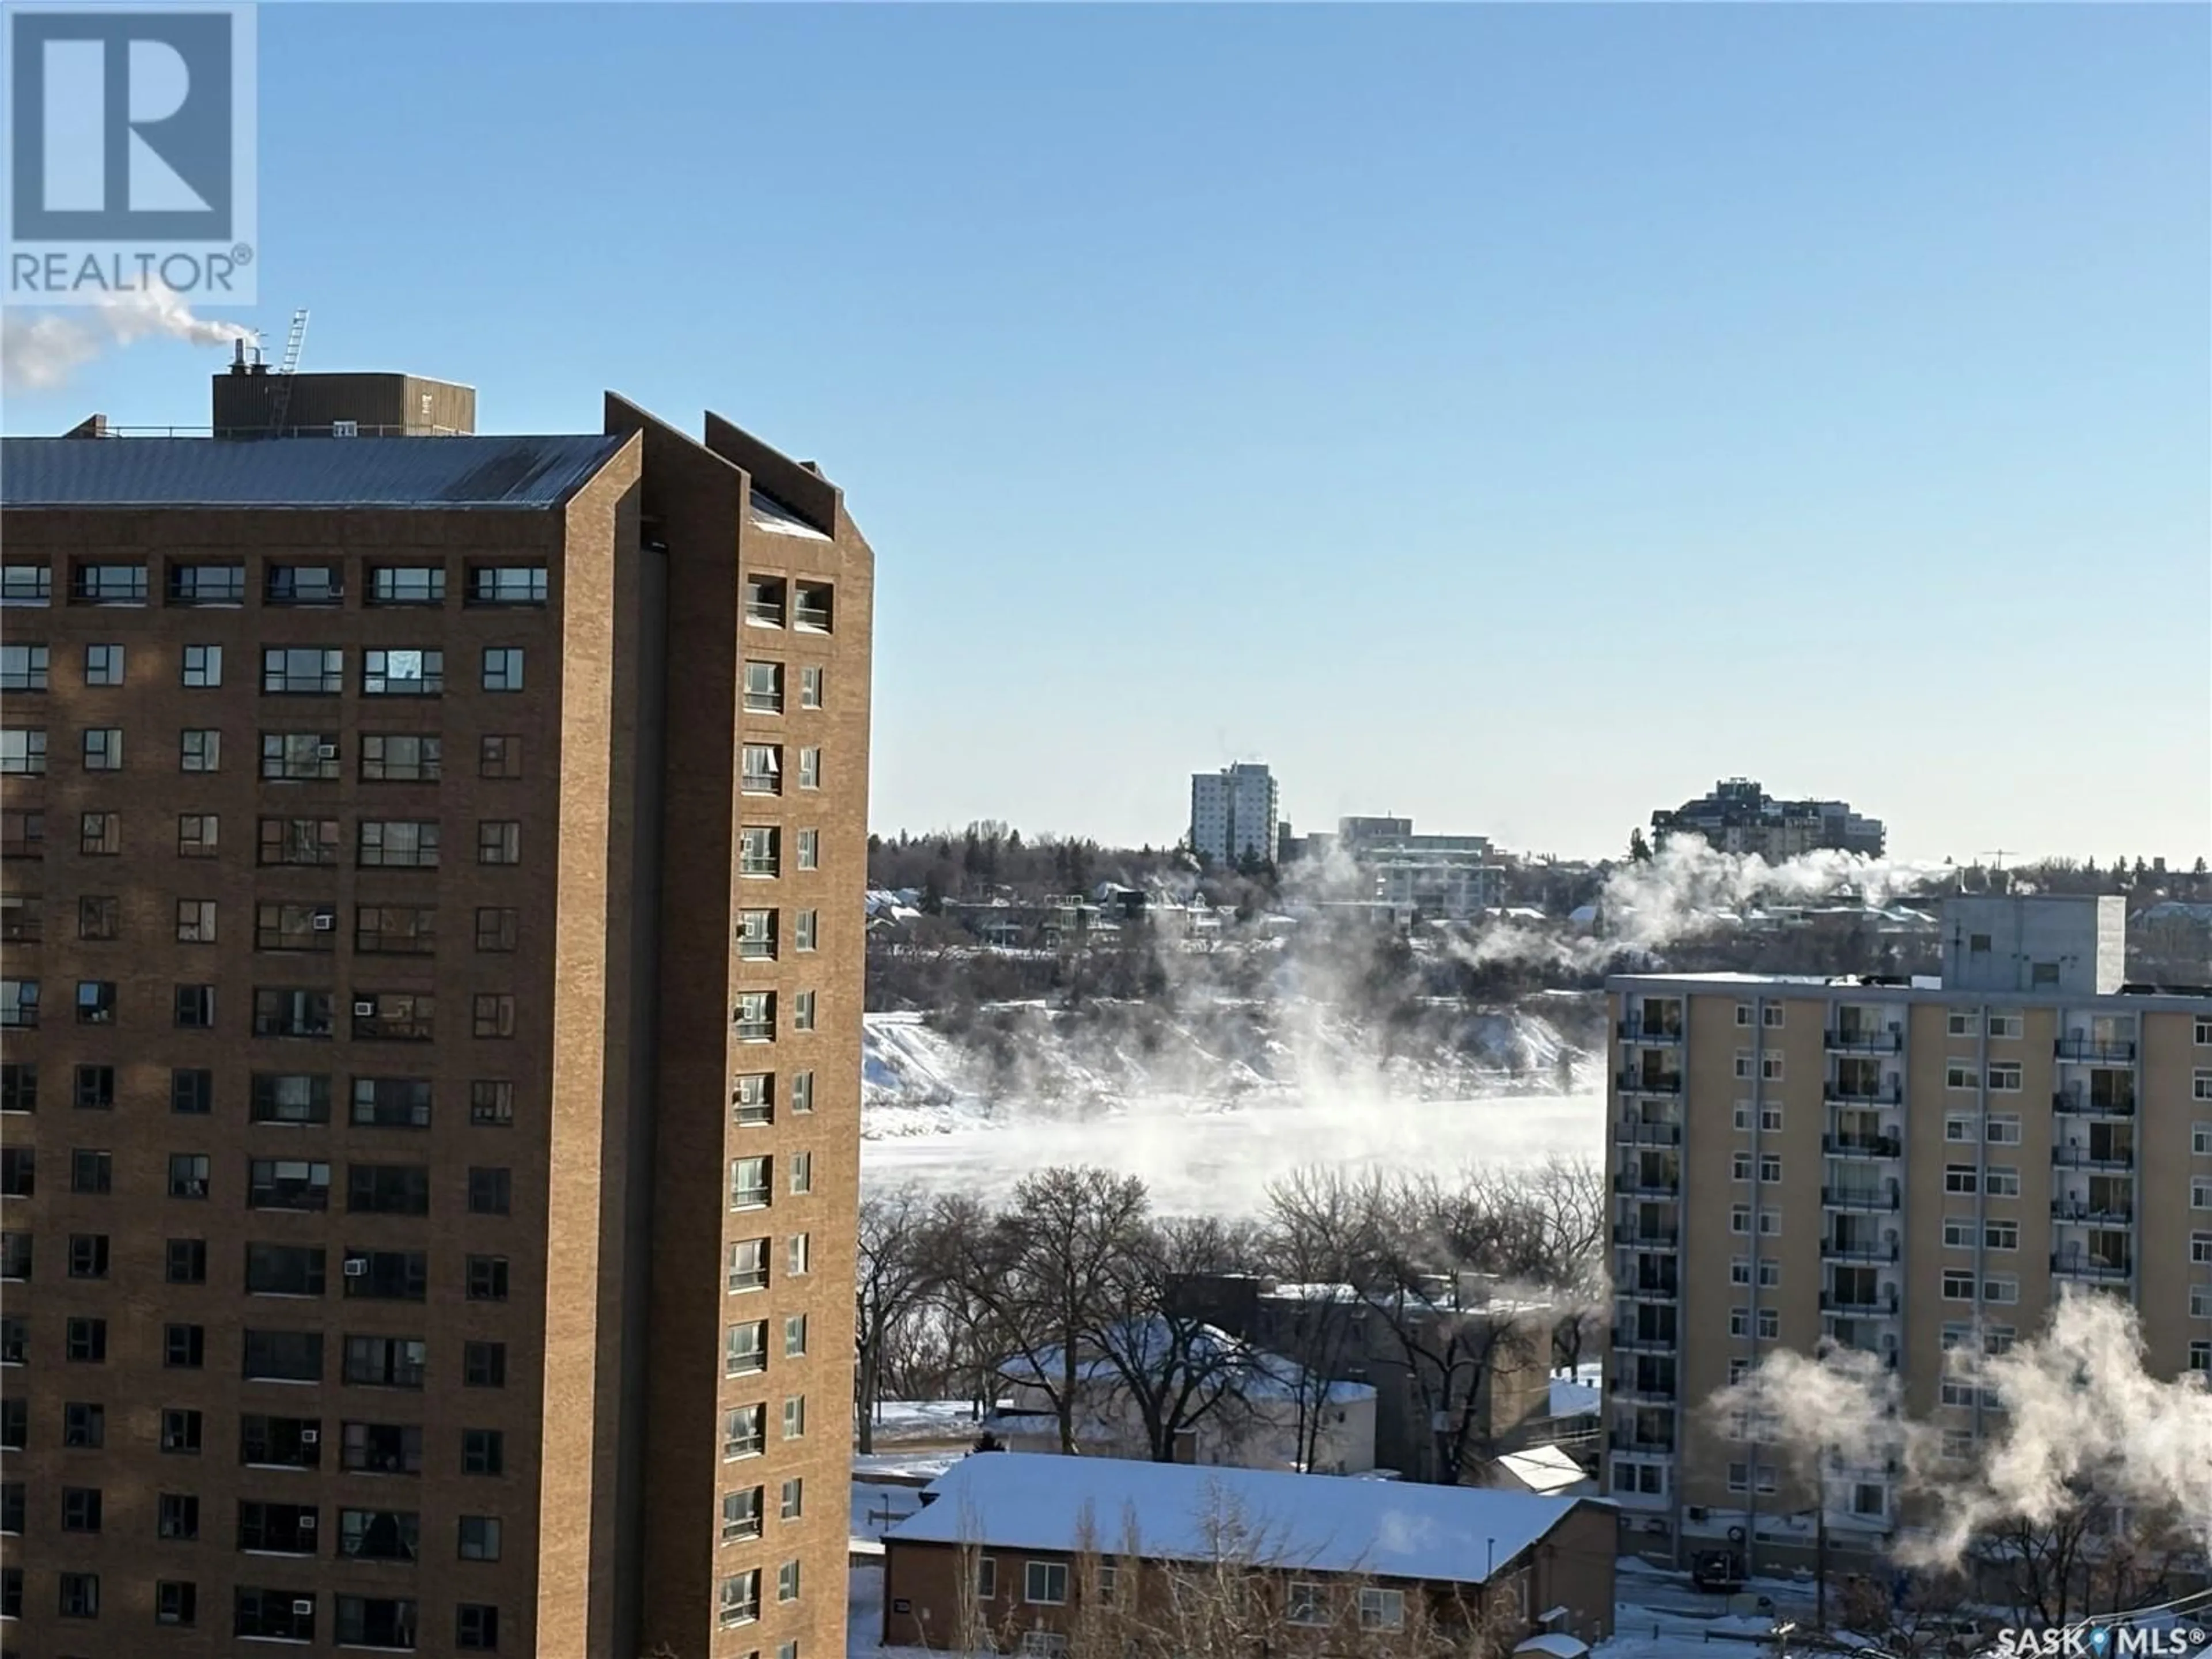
1190 763 1279 865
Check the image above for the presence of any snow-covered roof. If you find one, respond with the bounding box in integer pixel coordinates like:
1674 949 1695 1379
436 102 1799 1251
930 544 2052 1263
1548 1376 1600 1418
1514 1634 1590 1658
886 1453 1594 1586
999 1322 1374 1406
1492 1444 1590 1497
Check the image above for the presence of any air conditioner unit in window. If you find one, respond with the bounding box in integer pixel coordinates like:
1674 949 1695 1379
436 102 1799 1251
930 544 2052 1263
343 1257 369 1277
292 1599 315 1616
353 1000 376 1017
312 913 336 931
316 743 339 760
299 1428 319 1443
331 420 359 438
298 1513 316 1529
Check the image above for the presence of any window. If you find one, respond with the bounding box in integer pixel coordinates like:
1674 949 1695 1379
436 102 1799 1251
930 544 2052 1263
790 1070 814 1114
173 1067 213 1113
1945 1165 1978 1195
241 1414 321 1468
1732 1151 1752 1181
182 643 222 687
2191 1232 2212 1266
745 575 786 626
352 1077 432 1128
81 726 122 770
255 987 335 1038
0 806 41 858
1986 1012 2023 1039
457 1603 500 1650
778 1559 802 1603
782 1395 805 1439
2194 1177 2212 1211
360 732 441 781
355 991 435 1041
175 983 217 1028
0 1313 22 1358
1984 1277 2020 1305
180 727 222 772
462 1428 504 1475
796 828 820 870
169 1237 209 1282
67 1316 108 1359
58 1570 100 1618
470 1081 514 1126
465 906 518 954
0 727 46 774
178 812 218 856
467 1255 509 1302
0 643 46 691
732 1156 771 1209
729 1236 770 1291
349 1164 431 1215
1942 1269 1976 1301
740 825 779 877
158 1493 199 1539
259 816 340 865
248 1243 328 1297
363 647 443 695
0 1062 32 1113
75 978 116 1022
249 1158 332 1209
1987 1063 2022 1092
793 990 817 1032
463 561 550 605
464 1342 506 1388
477 820 521 865
64 1400 105 1445
369 566 445 605
262 730 340 781
728 1321 768 1375
742 745 782 794
339 1508 422 1563
1985 1220 2018 1252
358 819 440 868
799 664 824 707
254 901 335 953
252 1073 332 1124
1359 1588 1406 1631
721 1570 762 1627
735 991 775 1041
73 558 146 604
71 1147 112 1193
1987 1115 2022 1145
787 1233 810 1277
165 1324 204 1367
357 904 437 956
168 1152 211 1198
1 563 51 604
976 1558 998 1600
793 581 832 631
344 1335 427 1389
1946 1060 1978 1090
743 660 783 713
780 1477 803 1520
459 1516 502 1560
479 734 522 778
797 745 821 789
1944 1115 1975 1143
344 1251 427 1302
263 646 343 694
468 1166 512 1215
1987 1166 2021 1198
794 908 819 952
783 1313 808 1357
243 1328 324 1382
1942 1218 1975 1249
481 647 524 691
62 1484 104 1532
733 1072 774 1126
724 1486 764 1541
725 1404 767 1459
334 1597 419 1649
84 643 124 685
1729 1205 1750 1235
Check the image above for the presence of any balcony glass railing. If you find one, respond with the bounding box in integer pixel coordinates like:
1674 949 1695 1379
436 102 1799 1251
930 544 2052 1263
1821 1237 1899 1263
1615 1071 1683 1096
2054 1037 2135 1063
1821 1185 1900 1212
1825 1028 1903 1054
1823 1133 1903 1160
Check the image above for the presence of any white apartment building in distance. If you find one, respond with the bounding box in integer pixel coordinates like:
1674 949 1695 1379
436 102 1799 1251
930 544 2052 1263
1604 894 2212 1575
1190 763 1280 865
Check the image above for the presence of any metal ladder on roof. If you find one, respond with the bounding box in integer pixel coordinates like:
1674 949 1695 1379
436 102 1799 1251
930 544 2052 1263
266 309 310 434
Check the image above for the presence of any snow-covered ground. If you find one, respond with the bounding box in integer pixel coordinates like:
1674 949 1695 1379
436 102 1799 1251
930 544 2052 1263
860 1008 1605 1213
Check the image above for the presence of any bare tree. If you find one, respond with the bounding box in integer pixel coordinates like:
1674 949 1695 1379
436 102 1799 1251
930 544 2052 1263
1089 1215 1266 1463
1262 1165 1390 1472
855 1183 942 1452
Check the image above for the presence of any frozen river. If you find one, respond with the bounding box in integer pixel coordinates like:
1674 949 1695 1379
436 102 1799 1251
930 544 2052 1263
860 1085 1606 1215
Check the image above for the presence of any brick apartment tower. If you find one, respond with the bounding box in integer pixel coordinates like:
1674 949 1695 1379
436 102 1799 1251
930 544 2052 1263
0 370 873 1658
1600 895 2212 1578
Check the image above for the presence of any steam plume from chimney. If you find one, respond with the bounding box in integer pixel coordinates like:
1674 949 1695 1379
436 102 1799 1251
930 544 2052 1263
2 285 255 393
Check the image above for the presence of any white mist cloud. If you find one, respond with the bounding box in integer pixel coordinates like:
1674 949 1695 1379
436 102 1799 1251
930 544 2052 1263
1711 1293 2212 1567
2 286 253 394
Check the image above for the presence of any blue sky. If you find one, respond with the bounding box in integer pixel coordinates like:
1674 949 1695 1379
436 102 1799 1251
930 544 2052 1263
9 3 2207 862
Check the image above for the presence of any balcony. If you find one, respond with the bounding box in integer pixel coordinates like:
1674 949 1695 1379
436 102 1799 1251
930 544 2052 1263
1823 1132 1903 1161
1620 1277 1680 1304
1821 1236 1899 1264
1822 1185 1900 1213
2051 1252 2130 1283
1612 1224 1679 1251
2051 1146 2133 1173
1825 1028 1903 1055
1612 1172 1680 1199
1616 1017 1684 1046
2050 1199 2133 1226
2054 1037 2135 1064
1613 1118 1682 1149
1820 1287 1900 1316
2052 1088 2134 1120
1608 1428 1676 1455
1824 1079 1904 1107
1610 1327 1679 1355
1615 1070 1683 1097
1612 1377 1679 1406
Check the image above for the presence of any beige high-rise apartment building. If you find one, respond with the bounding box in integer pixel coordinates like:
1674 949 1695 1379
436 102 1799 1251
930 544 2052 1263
1602 895 2212 1571
0 369 873 1658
